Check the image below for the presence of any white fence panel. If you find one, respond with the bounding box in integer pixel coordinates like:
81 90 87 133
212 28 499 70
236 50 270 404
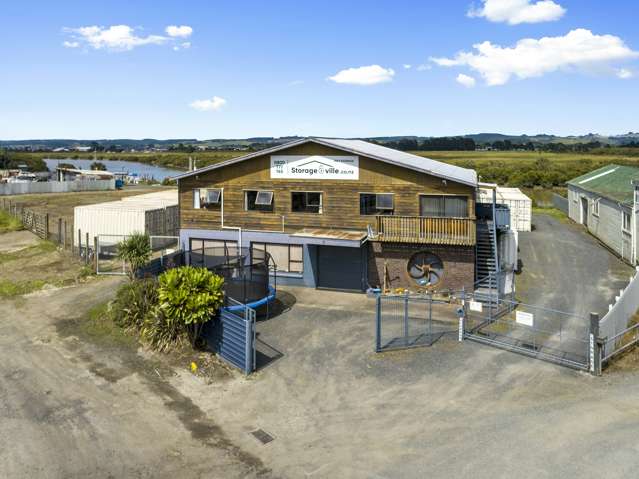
0 179 115 196
600 266 639 358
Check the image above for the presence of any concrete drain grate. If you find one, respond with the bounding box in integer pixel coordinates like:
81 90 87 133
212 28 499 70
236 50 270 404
251 429 275 445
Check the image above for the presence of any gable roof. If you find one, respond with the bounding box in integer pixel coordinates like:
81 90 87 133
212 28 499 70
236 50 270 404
567 164 639 206
172 137 477 187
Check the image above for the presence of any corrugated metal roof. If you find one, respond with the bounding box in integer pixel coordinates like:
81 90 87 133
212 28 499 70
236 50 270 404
74 190 178 212
172 137 477 187
567 164 639 205
478 186 532 202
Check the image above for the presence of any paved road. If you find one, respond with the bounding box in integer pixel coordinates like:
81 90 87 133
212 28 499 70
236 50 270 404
0 278 270 479
518 213 633 318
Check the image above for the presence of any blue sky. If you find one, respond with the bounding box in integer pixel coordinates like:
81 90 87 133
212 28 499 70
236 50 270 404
1 0 638 140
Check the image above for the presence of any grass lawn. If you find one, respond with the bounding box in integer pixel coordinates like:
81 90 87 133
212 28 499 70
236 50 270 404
0 210 23 233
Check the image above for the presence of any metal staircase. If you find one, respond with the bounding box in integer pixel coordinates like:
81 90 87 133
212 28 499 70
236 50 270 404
475 220 498 291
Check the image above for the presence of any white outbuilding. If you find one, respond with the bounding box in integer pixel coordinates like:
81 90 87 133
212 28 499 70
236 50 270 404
73 190 178 247
478 186 532 232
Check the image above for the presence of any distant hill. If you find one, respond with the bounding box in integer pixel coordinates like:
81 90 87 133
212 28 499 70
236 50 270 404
2 132 639 150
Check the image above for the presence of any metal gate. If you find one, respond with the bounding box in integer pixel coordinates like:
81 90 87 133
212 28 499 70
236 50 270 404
96 235 180 275
462 295 593 371
375 293 461 352
205 298 257 374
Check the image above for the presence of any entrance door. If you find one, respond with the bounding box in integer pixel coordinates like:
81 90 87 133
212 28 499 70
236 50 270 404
580 197 588 227
317 246 363 291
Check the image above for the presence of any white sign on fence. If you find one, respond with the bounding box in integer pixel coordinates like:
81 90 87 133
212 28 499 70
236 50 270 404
515 311 534 327
469 301 483 312
271 155 359 180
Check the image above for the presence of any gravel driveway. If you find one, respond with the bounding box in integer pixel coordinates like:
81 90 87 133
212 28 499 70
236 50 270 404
517 213 633 318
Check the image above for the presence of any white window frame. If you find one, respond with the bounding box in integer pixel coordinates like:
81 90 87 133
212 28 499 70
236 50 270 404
291 191 323 214
244 190 275 212
375 193 394 210
622 209 632 234
251 242 303 274
193 189 201 209
203 188 221 205
359 192 395 216
592 197 600 217
255 190 274 206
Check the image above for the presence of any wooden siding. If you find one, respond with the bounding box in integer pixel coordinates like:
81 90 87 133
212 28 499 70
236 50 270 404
179 142 475 234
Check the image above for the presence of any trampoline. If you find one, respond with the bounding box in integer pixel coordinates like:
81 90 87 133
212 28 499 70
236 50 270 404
188 246 276 309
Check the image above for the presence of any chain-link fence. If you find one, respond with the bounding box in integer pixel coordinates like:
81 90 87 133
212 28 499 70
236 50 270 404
375 293 462 352
463 294 592 371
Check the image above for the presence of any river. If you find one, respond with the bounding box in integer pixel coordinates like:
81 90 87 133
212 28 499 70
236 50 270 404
44 158 183 182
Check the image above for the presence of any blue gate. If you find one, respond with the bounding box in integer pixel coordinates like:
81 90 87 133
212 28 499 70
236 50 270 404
205 299 256 374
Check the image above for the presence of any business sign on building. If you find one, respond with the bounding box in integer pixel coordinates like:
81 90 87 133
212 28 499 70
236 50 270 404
271 155 359 180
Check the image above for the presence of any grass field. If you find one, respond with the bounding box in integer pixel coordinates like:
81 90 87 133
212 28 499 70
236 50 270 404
12 147 639 188
4 185 175 221
411 150 639 187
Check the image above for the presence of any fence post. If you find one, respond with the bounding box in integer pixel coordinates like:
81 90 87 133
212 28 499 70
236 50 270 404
458 289 465 342
63 220 68 249
403 291 409 344
85 232 89 265
78 229 82 257
44 213 49 240
57 218 62 245
375 294 382 352
590 312 602 376
93 236 98 272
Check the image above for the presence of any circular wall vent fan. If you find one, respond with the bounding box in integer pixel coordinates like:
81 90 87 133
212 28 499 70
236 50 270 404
407 251 444 287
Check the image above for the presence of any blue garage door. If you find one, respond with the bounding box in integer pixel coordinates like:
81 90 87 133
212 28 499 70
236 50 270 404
317 246 363 291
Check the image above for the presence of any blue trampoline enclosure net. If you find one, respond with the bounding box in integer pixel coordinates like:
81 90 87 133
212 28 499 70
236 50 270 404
187 246 273 305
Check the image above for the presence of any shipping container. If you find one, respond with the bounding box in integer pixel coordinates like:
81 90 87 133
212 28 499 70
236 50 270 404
73 190 178 246
478 187 532 232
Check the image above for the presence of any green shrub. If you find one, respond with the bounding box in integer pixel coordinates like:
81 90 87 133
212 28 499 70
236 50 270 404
111 278 158 331
142 266 224 350
0 210 23 234
116 233 151 280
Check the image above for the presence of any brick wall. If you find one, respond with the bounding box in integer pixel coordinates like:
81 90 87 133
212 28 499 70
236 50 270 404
368 242 475 292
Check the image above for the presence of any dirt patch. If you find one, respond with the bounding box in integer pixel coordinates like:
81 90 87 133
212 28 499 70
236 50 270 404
52 300 268 476
0 236 93 298
0 230 38 253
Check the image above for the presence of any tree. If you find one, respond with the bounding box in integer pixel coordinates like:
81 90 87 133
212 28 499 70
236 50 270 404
90 161 107 171
116 233 152 280
57 162 76 169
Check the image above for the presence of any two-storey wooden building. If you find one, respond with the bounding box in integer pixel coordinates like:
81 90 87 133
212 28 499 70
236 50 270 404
174 137 478 292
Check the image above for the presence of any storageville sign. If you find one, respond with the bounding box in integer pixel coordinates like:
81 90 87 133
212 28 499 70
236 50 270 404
270 155 359 180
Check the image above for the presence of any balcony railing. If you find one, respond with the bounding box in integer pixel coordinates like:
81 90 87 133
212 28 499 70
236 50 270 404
375 216 476 246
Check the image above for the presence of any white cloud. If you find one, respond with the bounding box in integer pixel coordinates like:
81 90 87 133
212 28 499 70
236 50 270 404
63 24 193 52
456 74 477 88
189 96 227 112
63 25 168 51
165 25 193 38
617 68 634 79
173 42 191 51
416 64 432 71
468 0 566 25
431 29 639 86
288 80 304 86
327 65 395 85
403 64 412 69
